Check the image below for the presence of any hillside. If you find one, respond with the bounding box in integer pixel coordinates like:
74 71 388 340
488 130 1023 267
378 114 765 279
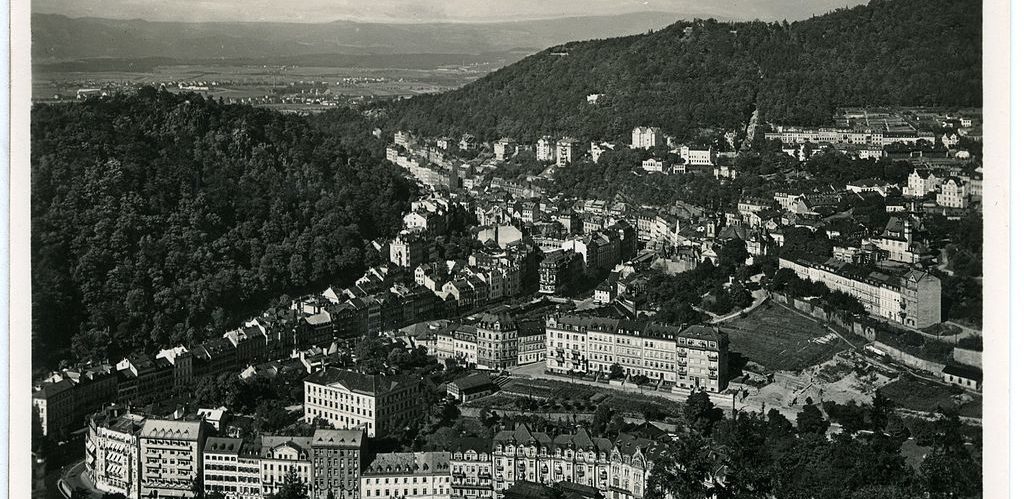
32 12 684 62
376 0 982 141
31 90 414 367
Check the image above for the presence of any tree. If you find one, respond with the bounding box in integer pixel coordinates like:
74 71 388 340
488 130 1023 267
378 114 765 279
269 471 310 499
608 363 625 380
920 410 981 497
644 434 715 499
632 374 651 390
683 390 723 433
796 403 829 435
592 405 612 436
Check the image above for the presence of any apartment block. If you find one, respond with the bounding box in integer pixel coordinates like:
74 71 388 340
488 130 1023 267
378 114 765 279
203 437 262 499
360 452 452 499
138 419 207 498
780 256 942 328
310 429 365 499
491 424 654 499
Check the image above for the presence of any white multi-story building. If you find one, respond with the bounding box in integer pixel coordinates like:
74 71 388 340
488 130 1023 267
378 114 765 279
546 316 730 392
494 138 517 161
260 435 313 497
631 127 664 150
780 256 942 329
641 158 665 173
536 136 556 162
449 438 494 499
303 368 421 438
673 325 730 394
434 325 479 366
675 145 716 166
490 425 654 499
937 177 969 208
555 138 583 167
87 410 145 499
139 419 207 498
360 452 452 499
203 437 262 499
903 169 944 197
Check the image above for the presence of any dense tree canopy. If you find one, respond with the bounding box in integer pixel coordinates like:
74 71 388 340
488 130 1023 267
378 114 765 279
376 0 981 141
32 89 415 367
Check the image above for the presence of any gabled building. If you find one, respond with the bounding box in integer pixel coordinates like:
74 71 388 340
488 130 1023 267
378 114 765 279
260 435 314 497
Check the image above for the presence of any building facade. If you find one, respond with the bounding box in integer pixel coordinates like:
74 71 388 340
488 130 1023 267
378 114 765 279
360 452 452 499
491 425 653 499
87 410 145 499
260 435 313 497
304 368 422 438
476 313 519 371
450 438 494 499
780 256 942 328
139 419 207 499
203 437 262 499
310 429 365 499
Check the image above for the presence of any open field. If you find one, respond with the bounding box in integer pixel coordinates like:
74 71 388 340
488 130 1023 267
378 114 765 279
880 375 982 418
474 378 684 420
32 62 497 103
718 302 859 372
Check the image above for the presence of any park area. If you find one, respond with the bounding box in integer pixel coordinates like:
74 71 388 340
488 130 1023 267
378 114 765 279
718 302 861 372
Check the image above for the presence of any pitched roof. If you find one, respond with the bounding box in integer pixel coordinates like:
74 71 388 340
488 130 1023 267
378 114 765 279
450 373 493 392
305 367 416 396
363 452 450 476
205 437 243 454
140 419 203 441
312 429 364 448
260 435 313 456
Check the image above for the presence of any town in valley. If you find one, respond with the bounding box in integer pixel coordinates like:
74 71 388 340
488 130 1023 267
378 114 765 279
29 2 985 499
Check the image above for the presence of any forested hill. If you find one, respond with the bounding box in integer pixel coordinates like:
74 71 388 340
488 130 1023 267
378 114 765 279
376 0 981 142
32 89 414 366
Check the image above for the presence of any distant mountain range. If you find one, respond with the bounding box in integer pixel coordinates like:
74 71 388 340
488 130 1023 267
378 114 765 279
32 12 703 62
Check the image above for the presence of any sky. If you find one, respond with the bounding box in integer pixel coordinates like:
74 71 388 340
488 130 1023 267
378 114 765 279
32 0 869 24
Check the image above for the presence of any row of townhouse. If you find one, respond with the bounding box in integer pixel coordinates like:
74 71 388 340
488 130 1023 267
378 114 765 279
88 404 658 499
488 425 659 499
87 408 367 499
903 168 981 207
764 126 937 147
37 264 440 438
539 222 638 295
432 313 547 371
779 255 942 329
545 315 730 393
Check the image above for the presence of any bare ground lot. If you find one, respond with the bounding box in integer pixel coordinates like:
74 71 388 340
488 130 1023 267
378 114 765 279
718 302 861 372
879 376 982 418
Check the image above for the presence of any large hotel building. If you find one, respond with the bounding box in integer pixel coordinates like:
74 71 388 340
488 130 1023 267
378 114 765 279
545 315 730 393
